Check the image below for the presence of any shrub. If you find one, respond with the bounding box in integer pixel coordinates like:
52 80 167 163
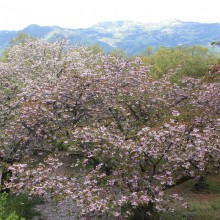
0 192 25 220
0 192 42 220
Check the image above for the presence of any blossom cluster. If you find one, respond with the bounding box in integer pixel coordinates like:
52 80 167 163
1 39 220 219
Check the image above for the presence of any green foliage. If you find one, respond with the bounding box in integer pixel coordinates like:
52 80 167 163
9 32 35 47
142 47 183 79
142 46 218 81
0 192 42 220
2 212 25 220
0 32 35 61
111 48 126 57
0 192 25 220
6 193 42 219
88 44 105 54
0 192 7 219
0 50 10 62
179 46 216 77
141 47 154 56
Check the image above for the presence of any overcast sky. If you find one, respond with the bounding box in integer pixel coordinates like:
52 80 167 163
1 0 220 30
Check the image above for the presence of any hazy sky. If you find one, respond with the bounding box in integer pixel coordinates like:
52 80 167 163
1 0 220 30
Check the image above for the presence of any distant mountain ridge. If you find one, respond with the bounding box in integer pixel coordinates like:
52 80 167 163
1 20 220 55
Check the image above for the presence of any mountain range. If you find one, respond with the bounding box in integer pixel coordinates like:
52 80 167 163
1 20 220 55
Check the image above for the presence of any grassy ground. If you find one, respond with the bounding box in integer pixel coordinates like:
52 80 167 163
161 175 220 220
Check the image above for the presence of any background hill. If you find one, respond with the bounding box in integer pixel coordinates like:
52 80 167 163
1 20 220 55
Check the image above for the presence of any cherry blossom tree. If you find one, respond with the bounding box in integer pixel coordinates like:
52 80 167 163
1 39 220 219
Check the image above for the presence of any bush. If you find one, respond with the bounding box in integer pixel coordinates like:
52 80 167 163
0 192 42 220
0 192 24 220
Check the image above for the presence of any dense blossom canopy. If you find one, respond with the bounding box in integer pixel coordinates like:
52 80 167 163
0 39 220 219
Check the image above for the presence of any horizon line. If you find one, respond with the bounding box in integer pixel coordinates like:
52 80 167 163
1 19 220 32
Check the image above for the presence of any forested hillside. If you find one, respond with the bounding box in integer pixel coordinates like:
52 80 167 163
1 20 220 54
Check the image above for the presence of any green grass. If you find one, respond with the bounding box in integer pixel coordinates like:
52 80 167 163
161 198 220 220
161 175 220 220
